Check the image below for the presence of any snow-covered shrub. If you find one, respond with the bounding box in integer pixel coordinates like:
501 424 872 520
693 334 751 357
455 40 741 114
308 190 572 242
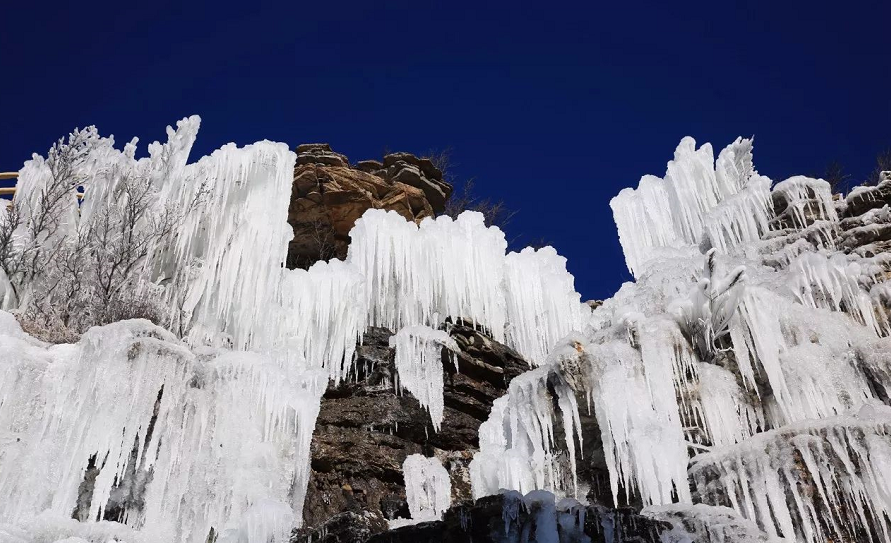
671 249 746 361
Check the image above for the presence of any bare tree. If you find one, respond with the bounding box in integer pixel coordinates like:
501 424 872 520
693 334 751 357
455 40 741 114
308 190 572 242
0 127 100 304
866 148 891 186
820 161 851 194
306 218 339 264
425 147 517 231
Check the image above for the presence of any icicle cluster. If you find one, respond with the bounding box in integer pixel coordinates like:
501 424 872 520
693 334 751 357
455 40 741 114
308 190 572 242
0 317 325 542
1 117 598 542
591 321 693 507
601 134 891 543
610 137 768 277
389 326 459 430
690 406 891 542
349 209 590 365
470 361 582 500
645 504 791 543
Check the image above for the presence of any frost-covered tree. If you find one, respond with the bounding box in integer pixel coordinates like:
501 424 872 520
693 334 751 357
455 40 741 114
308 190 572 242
0 126 206 340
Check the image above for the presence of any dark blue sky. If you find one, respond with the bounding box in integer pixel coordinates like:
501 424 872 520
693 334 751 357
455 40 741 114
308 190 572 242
2 0 889 300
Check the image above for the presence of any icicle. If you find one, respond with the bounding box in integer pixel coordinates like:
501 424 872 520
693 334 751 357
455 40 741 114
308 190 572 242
771 176 838 230
693 363 764 447
592 338 692 507
702 175 773 254
389 326 459 430
276 259 367 384
788 252 883 334
470 358 583 500
0 316 325 541
348 209 509 341
503 246 591 365
645 503 791 542
611 137 758 277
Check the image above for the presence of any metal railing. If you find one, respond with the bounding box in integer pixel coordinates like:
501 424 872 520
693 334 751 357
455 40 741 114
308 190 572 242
0 173 85 199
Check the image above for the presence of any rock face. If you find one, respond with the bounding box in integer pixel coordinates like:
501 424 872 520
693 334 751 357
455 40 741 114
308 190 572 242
295 324 530 541
839 175 891 259
287 144 453 269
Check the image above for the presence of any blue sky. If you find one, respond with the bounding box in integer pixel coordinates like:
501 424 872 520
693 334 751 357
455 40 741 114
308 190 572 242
2 0 889 299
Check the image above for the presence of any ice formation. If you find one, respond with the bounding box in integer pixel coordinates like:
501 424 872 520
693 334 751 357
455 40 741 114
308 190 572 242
389 326 459 430
470 133 891 543
3 115 891 543
0 317 325 542
400 454 452 523
690 406 891 543
0 117 593 542
645 504 790 543
469 359 582 501
601 136 891 541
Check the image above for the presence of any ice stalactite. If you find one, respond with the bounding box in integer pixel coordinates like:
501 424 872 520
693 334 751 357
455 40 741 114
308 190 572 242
276 259 367 384
611 137 760 277
610 175 685 280
389 325 459 430
347 209 591 366
690 406 891 543
400 454 452 523
215 500 295 543
591 335 692 508
348 209 509 342
729 287 877 426
153 131 297 352
702 175 773 254
771 176 838 230
503 247 591 366
470 359 582 500
692 363 764 448
788 252 884 334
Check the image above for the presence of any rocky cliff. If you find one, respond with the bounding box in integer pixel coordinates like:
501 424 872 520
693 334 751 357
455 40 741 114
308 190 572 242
287 144 453 268
293 324 531 541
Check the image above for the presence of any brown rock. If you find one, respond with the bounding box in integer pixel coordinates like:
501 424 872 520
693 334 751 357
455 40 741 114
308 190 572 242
356 160 384 173
287 145 452 269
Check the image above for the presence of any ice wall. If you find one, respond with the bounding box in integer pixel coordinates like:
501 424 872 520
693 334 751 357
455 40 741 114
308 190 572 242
603 135 891 542
0 316 325 542
5 117 891 543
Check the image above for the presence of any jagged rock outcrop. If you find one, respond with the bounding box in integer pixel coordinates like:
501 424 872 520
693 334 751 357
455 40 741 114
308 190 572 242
287 144 453 269
295 325 529 541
